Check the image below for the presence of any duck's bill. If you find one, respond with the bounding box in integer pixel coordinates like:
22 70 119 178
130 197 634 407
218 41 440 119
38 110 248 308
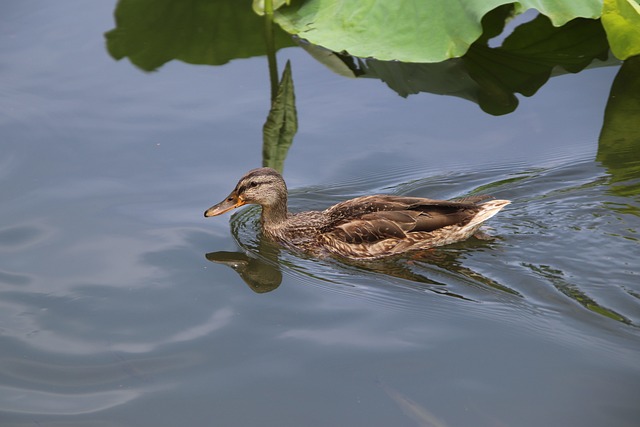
204 193 245 217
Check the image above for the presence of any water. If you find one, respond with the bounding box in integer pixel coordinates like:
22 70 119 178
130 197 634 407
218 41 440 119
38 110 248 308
1 1 639 426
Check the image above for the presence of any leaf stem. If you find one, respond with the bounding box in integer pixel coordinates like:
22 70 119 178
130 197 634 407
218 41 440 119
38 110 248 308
264 0 278 100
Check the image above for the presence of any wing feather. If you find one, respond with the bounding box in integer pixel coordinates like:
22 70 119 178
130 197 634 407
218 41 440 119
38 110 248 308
324 194 482 245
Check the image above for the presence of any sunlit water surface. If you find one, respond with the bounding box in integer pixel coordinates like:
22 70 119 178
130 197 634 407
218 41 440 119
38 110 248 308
1 2 639 426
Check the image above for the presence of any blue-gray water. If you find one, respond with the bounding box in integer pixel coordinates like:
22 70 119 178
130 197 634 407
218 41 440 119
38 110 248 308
1 2 639 426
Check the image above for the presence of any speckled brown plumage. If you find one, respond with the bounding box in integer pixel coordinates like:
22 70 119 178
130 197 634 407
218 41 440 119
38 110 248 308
205 167 510 259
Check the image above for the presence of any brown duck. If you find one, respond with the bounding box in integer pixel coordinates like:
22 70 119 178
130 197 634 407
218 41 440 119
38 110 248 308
204 167 510 259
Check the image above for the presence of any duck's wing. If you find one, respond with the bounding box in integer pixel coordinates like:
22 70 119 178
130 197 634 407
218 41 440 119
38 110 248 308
327 195 479 216
324 195 481 244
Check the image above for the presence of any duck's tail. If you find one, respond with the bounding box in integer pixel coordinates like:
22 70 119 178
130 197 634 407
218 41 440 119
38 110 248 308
467 199 511 228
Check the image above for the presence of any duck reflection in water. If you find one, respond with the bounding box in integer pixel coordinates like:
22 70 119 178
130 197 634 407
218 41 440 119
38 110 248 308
205 248 282 294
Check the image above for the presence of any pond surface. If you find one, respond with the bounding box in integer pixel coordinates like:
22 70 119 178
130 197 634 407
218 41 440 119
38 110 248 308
1 1 639 426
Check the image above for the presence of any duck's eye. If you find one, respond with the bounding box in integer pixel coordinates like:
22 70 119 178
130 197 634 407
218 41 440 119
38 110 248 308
249 181 258 188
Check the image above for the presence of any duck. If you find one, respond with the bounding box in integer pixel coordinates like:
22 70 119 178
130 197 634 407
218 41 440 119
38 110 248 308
204 167 510 259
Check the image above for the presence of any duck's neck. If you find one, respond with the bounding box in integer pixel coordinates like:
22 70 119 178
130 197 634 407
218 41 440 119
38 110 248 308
260 197 289 232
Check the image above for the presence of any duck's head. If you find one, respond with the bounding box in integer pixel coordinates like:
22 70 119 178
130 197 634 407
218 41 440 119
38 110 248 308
204 167 287 217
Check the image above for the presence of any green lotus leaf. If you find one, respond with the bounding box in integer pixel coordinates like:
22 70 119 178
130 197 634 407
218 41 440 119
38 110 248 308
274 0 603 62
253 0 291 16
350 14 610 115
105 0 296 72
602 0 640 60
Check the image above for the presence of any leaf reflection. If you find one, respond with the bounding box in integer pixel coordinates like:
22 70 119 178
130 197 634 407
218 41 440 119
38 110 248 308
262 60 297 172
598 55 640 210
524 263 631 324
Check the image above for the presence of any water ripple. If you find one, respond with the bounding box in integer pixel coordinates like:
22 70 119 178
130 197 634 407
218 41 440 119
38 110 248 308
0 386 140 415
